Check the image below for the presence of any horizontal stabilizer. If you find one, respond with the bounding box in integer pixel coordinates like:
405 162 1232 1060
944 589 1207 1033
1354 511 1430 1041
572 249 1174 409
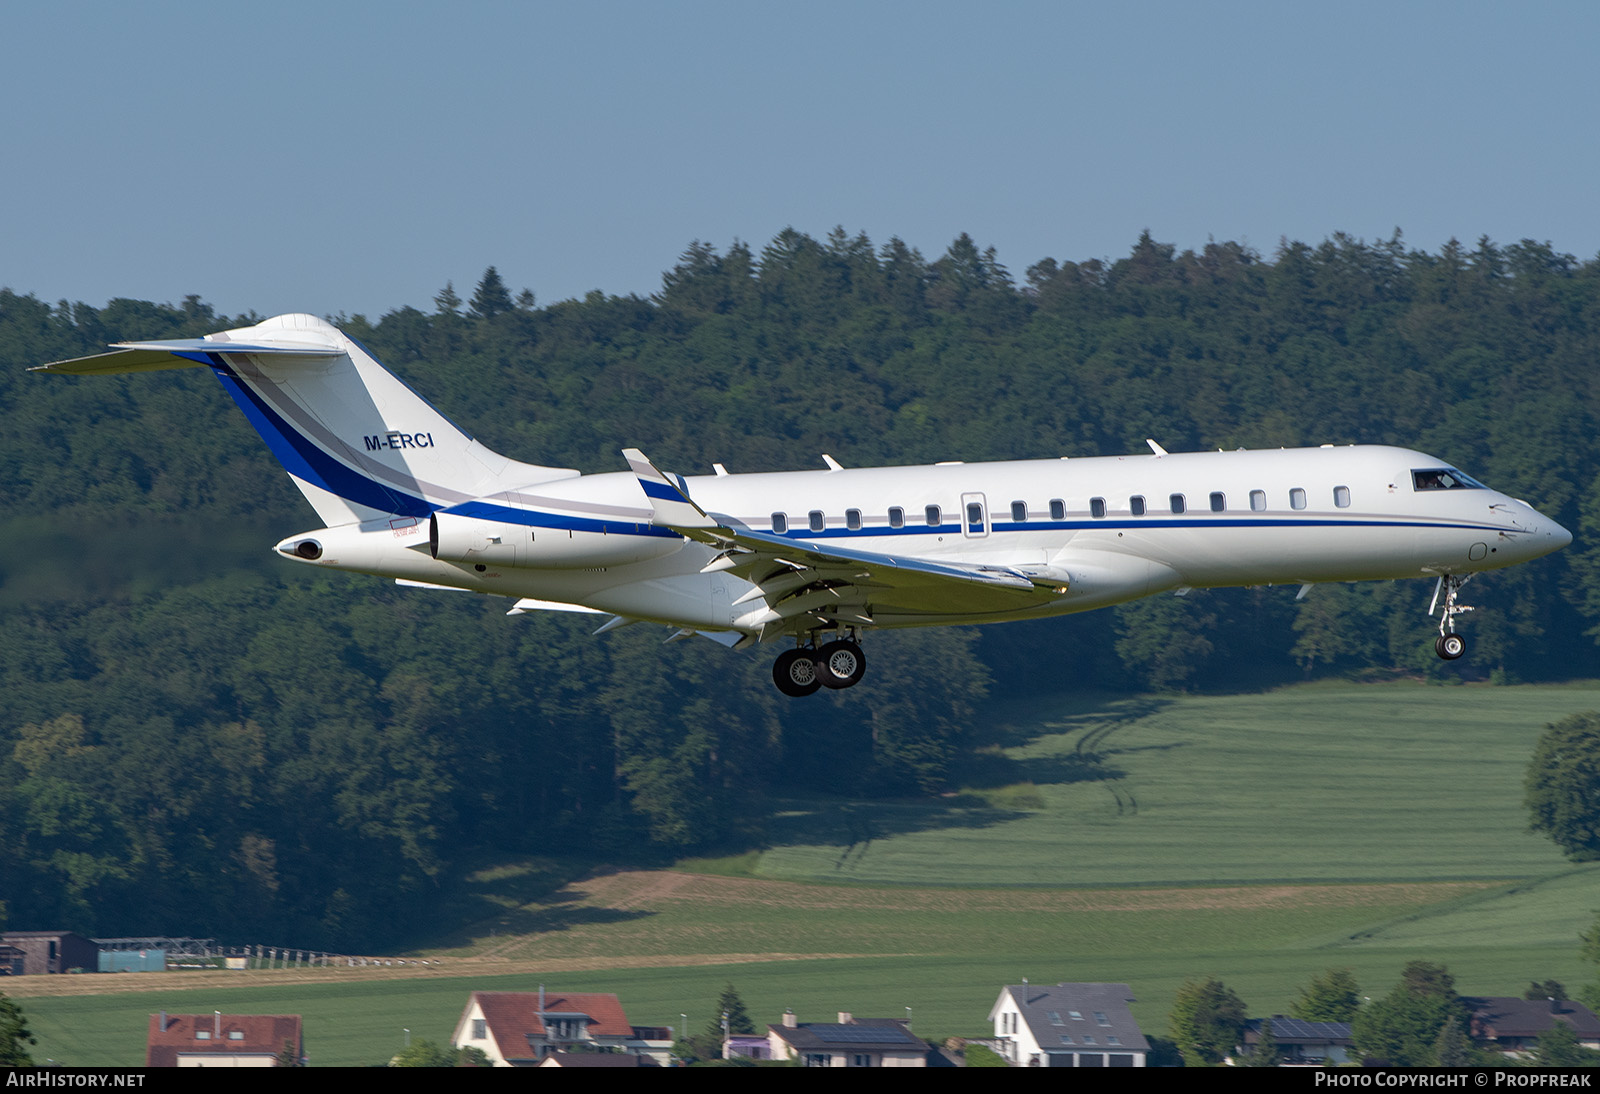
35 337 341 376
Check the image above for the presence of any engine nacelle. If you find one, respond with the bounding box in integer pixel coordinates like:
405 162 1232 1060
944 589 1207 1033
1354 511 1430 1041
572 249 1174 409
430 511 525 565
429 510 683 569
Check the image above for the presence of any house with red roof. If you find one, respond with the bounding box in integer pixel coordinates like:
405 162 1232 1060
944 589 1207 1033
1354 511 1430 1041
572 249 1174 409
146 1012 303 1067
451 989 672 1066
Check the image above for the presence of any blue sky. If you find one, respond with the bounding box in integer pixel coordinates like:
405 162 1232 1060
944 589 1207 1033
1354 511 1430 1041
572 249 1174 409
6 1 1598 320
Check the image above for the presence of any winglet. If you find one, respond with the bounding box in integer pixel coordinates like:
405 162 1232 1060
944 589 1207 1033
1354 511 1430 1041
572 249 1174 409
1146 439 1169 457
622 448 719 530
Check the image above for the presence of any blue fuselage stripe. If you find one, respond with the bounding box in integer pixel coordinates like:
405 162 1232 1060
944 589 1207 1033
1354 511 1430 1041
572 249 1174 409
759 516 1505 539
446 500 680 539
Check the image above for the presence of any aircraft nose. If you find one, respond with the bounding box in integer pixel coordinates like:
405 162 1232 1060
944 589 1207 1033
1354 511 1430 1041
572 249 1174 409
1524 510 1573 558
1507 501 1572 558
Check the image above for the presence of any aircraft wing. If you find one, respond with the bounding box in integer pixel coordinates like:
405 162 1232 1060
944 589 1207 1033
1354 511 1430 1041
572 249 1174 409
622 449 1062 633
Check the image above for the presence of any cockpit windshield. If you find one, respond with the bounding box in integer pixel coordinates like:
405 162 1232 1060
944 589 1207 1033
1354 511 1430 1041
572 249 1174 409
1412 468 1487 491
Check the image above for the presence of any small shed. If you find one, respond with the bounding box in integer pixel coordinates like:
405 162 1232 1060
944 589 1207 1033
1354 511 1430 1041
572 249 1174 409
0 932 98 975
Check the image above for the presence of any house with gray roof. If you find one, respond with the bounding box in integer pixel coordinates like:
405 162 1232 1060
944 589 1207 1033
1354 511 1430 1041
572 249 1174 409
1466 996 1600 1056
989 983 1149 1067
1240 1017 1353 1065
766 1011 931 1067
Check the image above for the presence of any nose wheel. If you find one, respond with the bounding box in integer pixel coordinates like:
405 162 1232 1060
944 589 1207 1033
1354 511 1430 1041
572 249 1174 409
1429 574 1473 661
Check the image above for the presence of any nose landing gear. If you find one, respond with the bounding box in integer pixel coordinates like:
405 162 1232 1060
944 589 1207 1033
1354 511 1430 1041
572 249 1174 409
1429 574 1473 661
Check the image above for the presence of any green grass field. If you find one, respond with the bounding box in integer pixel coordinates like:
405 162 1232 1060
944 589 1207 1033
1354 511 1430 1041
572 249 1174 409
757 682 1600 887
15 682 1600 1066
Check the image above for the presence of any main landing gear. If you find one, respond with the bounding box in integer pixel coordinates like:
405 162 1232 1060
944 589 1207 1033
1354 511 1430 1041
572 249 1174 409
1429 574 1473 661
773 637 868 697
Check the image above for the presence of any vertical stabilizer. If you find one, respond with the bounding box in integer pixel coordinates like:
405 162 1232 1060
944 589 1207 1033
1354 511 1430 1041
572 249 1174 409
67 313 579 526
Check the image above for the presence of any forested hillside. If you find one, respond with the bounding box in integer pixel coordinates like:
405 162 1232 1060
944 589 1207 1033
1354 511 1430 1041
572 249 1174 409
1 229 1594 949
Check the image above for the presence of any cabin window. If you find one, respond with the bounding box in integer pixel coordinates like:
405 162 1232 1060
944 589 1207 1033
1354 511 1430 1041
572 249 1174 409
1290 488 1307 510
1011 501 1027 523
1412 468 1486 491
966 502 984 529
771 512 788 534
888 506 904 529
1209 492 1226 512
1090 497 1107 519
846 508 862 531
1250 489 1266 512
1170 494 1186 514
809 510 825 533
1050 498 1066 521
1130 495 1146 516
925 504 941 527
1333 486 1351 508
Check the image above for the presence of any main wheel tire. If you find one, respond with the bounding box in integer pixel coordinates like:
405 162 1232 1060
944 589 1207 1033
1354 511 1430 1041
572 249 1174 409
1436 633 1466 661
815 640 867 689
774 649 822 696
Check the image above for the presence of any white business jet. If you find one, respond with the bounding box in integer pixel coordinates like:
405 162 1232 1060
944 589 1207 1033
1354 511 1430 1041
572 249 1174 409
38 313 1571 696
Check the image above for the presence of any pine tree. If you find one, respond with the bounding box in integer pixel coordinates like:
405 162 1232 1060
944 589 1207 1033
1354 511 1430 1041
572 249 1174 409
1290 968 1362 1022
1538 1021 1600 1066
1169 978 1247 1066
1352 962 1466 1066
705 983 755 1038
1245 1019 1279 1066
0 994 35 1067
1433 1014 1472 1066
470 267 513 320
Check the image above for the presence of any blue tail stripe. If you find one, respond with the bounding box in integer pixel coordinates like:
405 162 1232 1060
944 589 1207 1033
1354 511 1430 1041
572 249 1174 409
208 357 435 518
